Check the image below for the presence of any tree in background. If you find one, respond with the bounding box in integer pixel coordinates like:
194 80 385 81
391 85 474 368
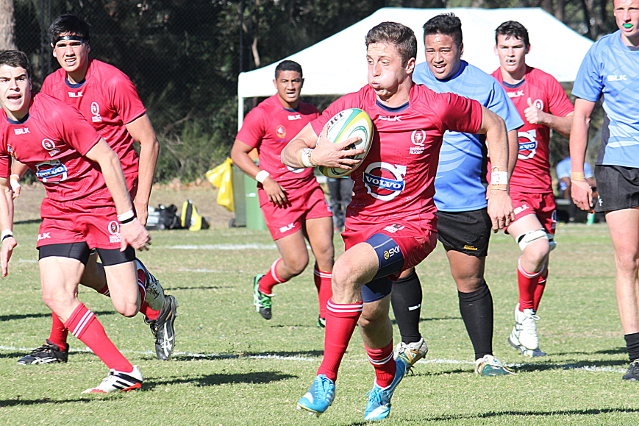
9 0 614 182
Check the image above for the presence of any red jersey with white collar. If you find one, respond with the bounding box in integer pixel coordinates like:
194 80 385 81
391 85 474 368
311 84 483 226
236 95 319 191
0 94 110 204
40 59 146 177
491 66 573 192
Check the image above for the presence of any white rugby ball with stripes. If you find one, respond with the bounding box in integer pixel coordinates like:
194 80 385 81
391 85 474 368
318 108 374 178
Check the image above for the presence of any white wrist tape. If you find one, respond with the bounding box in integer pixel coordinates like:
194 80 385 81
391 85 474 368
9 174 20 192
255 170 270 183
491 171 508 186
301 148 314 168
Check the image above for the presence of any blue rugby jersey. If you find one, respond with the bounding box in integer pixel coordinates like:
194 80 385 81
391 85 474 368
573 30 639 168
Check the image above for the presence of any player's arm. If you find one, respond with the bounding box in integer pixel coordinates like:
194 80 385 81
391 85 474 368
281 123 364 170
230 138 289 206
506 129 519 177
478 106 515 230
8 160 28 199
524 98 573 137
569 98 596 211
125 113 159 226
84 139 150 251
0 175 17 277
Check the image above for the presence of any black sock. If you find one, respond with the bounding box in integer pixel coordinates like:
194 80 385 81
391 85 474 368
624 332 639 362
458 281 493 360
391 270 422 343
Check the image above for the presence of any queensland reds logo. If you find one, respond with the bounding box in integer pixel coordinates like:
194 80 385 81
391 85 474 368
276 125 286 139
518 129 538 160
532 98 544 110
108 221 122 243
91 102 103 122
410 130 426 154
363 162 407 201
42 139 61 157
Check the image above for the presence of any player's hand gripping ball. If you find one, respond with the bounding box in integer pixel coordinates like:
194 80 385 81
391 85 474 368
319 108 373 178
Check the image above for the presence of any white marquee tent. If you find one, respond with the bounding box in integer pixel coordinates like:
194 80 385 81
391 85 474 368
237 7 593 127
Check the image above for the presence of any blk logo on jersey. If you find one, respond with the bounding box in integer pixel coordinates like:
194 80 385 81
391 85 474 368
607 75 627 81
363 162 406 201
379 115 402 122
35 160 68 183
37 232 51 241
276 125 286 139
68 91 83 98
518 129 538 160
287 114 301 121
508 90 525 98
91 102 103 122
108 221 122 243
14 127 30 135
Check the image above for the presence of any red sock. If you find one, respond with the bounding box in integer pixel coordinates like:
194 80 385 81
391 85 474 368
258 258 285 295
518 258 541 311
314 267 332 319
533 265 548 311
135 267 160 320
97 284 110 297
64 303 133 373
366 342 396 388
47 313 69 350
317 299 363 381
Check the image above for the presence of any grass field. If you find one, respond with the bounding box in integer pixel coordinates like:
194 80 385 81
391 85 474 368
1 220 638 425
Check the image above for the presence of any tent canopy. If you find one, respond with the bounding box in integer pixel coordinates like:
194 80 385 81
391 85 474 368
237 7 593 124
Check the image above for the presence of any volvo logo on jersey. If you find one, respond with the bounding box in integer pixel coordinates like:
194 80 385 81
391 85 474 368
363 162 406 201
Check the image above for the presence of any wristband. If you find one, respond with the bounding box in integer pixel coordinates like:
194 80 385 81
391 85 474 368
9 174 20 192
490 185 508 191
1 229 13 241
571 171 585 181
491 171 508 186
301 148 315 168
255 170 270 184
491 166 507 172
117 210 135 223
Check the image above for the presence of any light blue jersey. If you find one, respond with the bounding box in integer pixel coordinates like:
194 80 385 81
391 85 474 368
573 31 639 168
413 61 523 211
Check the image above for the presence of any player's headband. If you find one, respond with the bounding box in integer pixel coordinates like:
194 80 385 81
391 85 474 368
53 35 87 46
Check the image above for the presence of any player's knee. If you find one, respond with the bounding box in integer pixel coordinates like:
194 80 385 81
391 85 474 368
112 300 139 317
283 256 309 276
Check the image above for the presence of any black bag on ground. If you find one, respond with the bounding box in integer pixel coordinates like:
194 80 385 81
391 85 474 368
146 204 182 230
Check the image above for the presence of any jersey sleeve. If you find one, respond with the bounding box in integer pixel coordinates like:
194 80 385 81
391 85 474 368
546 75 574 118
236 105 268 148
108 74 147 125
572 43 604 102
436 93 483 135
310 92 360 136
486 80 524 132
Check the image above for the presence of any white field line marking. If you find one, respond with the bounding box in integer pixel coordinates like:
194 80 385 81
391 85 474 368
0 345 625 373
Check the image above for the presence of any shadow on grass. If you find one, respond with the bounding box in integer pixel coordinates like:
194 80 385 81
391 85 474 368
0 397 91 408
514 358 628 373
0 310 115 323
343 407 639 425
145 371 295 389
552 347 627 357
163 286 225 291
171 350 324 362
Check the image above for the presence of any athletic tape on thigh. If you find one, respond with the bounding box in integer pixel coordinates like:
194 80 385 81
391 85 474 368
516 229 548 251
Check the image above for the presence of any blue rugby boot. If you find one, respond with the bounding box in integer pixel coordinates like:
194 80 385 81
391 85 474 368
297 374 335 416
363 358 408 421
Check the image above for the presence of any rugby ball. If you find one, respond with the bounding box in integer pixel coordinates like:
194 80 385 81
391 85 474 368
318 108 373 178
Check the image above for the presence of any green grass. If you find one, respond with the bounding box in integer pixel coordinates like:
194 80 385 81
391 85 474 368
1 221 638 425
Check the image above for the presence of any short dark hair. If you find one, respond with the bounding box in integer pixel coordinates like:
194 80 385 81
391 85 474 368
365 21 417 67
495 21 530 47
49 14 91 45
0 50 31 78
423 13 463 47
275 60 303 79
